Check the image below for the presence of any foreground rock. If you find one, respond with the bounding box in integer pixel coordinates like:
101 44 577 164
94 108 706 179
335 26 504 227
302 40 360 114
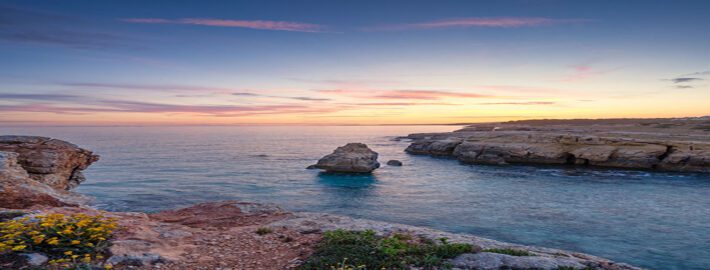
311 143 380 173
0 135 99 189
5 201 641 270
0 151 88 208
404 117 710 173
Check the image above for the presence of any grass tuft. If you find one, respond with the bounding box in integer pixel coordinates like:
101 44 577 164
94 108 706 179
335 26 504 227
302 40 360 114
255 227 273 235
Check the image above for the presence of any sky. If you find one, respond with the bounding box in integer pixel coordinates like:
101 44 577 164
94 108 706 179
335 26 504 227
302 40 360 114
1 0 709 126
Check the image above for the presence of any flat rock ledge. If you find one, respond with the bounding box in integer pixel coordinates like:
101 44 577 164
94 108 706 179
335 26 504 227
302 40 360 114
3 201 642 270
403 120 710 173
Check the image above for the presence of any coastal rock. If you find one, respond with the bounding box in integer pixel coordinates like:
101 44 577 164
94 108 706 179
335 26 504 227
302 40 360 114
386 160 403 166
0 136 99 190
19 200 641 270
406 137 463 156
404 123 710 173
449 252 586 270
312 143 380 173
0 151 87 208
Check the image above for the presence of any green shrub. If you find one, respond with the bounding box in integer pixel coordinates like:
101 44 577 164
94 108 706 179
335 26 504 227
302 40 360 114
255 227 273 235
298 230 478 270
483 248 533 256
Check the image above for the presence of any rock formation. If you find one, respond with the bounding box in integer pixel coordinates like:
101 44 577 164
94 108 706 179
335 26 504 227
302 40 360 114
4 201 641 270
0 136 98 208
0 136 99 190
404 119 710 173
312 143 380 173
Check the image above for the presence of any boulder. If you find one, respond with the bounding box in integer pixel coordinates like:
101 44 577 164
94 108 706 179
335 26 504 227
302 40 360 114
312 143 380 173
0 136 99 190
386 160 403 166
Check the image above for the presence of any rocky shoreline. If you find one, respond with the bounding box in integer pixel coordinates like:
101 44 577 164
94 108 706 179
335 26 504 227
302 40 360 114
402 118 710 173
0 135 645 269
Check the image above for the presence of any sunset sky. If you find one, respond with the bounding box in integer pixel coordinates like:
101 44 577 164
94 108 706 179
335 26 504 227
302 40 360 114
1 0 709 125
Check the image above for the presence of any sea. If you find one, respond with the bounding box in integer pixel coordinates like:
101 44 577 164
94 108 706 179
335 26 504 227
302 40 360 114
2 125 709 270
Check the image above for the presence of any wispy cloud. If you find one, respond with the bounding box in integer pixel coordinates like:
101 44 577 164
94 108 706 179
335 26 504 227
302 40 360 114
232 92 330 101
685 70 710 76
60 82 233 93
0 5 128 49
0 93 82 101
0 99 340 117
318 89 490 100
122 18 326 32
478 101 556 105
669 77 703 84
558 64 617 82
363 17 586 31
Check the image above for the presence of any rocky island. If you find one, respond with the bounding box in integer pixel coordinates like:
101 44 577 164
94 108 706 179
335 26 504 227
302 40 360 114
0 135 644 269
403 117 710 173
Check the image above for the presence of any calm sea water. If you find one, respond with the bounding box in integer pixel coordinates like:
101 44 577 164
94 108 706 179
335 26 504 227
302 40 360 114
2 126 709 270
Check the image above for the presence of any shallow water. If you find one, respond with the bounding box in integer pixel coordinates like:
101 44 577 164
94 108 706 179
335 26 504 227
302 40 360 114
3 126 709 270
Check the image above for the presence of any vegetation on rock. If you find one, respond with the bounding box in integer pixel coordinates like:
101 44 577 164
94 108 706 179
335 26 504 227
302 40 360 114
0 213 118 269
298 229 478 270
483 248 534 256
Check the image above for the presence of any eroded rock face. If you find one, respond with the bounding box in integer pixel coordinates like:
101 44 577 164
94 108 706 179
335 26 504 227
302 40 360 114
0 151 87 208
406 131 710 173
0 136 99 190
313 143 380 173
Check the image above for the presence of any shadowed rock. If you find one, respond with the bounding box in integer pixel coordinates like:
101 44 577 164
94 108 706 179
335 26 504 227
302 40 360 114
0 136 98 208
312 143 380 173
386 159 403 166
0 135 99 190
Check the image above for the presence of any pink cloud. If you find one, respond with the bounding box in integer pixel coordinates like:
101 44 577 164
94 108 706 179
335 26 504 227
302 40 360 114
122 18 325 32
318 89 490 100
558 64 618 82
364 17 586 31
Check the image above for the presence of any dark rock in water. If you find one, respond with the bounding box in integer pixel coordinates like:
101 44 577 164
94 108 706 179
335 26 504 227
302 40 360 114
305 164 318 170
386 160 403 166
313 143 380 173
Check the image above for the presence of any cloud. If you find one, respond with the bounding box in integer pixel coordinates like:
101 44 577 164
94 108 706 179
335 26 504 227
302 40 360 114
0 5 128 49
675 85 694 89
122 18 326 32
363 17 586 31
318 89 490 100
478 101 556 105
0 93 82 101
232 92 330 101
558 64 615 82
669 77 703 84
685 71 710 76
60 82 233 93
347 102 457 106
0 99 341 117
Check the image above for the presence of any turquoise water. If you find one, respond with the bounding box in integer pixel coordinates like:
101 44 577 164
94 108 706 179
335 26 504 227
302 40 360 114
2 126 709 270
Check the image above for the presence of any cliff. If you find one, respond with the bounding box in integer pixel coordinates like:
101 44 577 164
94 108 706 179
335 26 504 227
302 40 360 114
404 118 710 173
0 136 98 208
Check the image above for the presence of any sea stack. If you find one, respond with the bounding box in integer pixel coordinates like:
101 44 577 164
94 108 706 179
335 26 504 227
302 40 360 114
312 143 380 173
